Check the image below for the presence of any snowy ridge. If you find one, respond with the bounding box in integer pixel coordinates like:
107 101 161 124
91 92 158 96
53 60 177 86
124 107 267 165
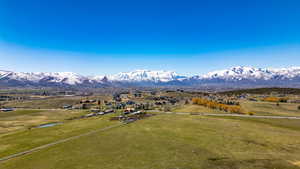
0 71 88 85
199 66 300 81
108 70 187 82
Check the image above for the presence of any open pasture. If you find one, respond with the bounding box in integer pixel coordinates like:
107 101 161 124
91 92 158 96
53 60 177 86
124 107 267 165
1 113 300 169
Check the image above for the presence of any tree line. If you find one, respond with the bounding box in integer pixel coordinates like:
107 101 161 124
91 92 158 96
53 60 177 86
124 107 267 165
192 98 243 114
262 97 288 103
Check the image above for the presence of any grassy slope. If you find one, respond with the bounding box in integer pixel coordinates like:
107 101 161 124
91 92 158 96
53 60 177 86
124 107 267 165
0 109 44 118
173 101 300 116
241 101 300 116
0 109 91 134
0 114 118 158
211 116 300 131
2 97 83 109
218 87 300 95
173 104 225 114
1 114 300 169
3 95 112 109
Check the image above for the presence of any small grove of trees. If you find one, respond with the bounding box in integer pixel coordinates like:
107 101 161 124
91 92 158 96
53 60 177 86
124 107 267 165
262 97 288 103
192 98 243 114
298 105 300 110
185 99 190 104
82 104 89 109
247 112 255 115
163 106 171 112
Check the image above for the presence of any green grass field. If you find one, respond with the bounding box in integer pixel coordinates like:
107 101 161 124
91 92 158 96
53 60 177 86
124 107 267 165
1 99 300 169
173 101 300 116
0 114 118 159
210 116 300 131
0 109 91 134
1 113 300 169
241 101 300 116
2 97 83 109
1 95 112 109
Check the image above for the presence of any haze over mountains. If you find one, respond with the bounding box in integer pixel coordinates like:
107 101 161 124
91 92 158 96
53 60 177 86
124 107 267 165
1 66 300 88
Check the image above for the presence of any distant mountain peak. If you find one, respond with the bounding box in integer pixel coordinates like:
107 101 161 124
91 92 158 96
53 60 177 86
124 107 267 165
200 66 300 81
108 69 185 82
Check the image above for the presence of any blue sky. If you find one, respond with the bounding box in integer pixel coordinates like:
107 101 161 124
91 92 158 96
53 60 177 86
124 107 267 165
0 0 299 75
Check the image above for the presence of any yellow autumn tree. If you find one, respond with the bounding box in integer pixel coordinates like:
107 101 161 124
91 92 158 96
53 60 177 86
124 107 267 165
192 97 243 114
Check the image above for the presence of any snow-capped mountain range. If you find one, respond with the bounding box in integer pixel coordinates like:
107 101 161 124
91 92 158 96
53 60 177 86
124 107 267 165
199 66 300 81
108 70 187 82
1 66 300 88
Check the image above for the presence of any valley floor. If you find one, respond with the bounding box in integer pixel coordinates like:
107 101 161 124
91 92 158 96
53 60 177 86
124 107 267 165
1 112 300 169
